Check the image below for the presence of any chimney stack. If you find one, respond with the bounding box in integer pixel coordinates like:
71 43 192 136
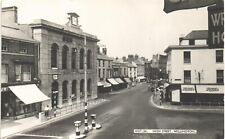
2 6 18 24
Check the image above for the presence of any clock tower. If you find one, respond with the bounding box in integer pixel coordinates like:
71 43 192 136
67 12 80 27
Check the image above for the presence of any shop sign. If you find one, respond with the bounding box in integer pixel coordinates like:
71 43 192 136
181 85 196 93
172 89 180 102
196 85 224 94
208 5 224 48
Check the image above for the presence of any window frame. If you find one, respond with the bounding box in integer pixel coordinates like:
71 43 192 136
184 70 191 83
216 50 223 63
183 51 191 64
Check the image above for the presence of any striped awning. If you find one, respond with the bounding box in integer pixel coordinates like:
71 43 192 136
115 78 124 84
107 78 119 85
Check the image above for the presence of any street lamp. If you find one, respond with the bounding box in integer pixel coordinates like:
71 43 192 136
83 32 89 134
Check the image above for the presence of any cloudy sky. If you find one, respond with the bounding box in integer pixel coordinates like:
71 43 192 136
2 0 208 59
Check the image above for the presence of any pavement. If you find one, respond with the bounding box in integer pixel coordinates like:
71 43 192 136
150 92 224 114
1 98 109 139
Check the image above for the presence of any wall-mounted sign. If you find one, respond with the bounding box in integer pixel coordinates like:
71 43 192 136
52 74 58 80
208 5 224 48
181 85 196 93
196 85 224 94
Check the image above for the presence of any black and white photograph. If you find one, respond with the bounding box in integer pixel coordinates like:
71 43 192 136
0 0 224 139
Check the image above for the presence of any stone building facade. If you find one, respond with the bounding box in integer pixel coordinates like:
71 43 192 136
30 13 99 108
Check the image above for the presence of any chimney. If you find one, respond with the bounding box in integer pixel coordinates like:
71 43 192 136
2 6 18 24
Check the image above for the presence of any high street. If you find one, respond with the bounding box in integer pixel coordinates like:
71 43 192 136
8 83 223 139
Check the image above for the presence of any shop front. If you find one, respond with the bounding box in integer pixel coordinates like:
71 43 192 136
1 84 50 119
196 84 224 104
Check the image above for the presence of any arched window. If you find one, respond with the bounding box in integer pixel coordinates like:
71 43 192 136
62 81 68 102
51 81 58 108
51 43 58 68
62 45 68 69
71 48 77 69
87 49 92 69
72 80 77 100
87 78 91 96
80 79 84 98
79 48 84 69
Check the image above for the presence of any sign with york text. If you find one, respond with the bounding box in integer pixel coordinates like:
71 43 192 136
208 5 224 48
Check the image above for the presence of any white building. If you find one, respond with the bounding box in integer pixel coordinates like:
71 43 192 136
164 30 224 104
127 61 137 82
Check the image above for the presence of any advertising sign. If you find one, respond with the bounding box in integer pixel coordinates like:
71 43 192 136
172 89 180 102
181 85 196 93
196 85 224 94
208 5 224 48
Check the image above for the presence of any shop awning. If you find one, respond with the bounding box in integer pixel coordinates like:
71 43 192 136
164 83 170 88
115 78 124 84
124 78 131 83
181 85 196 93
101 81 112 88
9 84 50 105
196 85 224 94
97 82 104 87
107 78 119 85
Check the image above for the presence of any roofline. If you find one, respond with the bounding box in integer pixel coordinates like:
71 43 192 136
2 35 40 44
30 20 99 42
164 45 211 53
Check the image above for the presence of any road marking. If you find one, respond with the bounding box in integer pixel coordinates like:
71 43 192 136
17 133 63 138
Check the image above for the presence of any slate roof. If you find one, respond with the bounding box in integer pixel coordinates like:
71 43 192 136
183 30 208 40
2 25 38 43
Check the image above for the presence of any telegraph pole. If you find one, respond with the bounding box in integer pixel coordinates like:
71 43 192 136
83 33 89 133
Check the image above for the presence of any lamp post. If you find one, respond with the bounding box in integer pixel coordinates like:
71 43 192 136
83 33 89 133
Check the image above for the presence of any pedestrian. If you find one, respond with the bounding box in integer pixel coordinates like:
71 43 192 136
44 105 49 117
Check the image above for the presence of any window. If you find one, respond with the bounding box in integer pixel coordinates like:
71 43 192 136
87 50 92 69
1 64 8 83
216 50 223 63
103 60 105 67
80 49 84 69
184 70 191 83
15 64 31 81
184 51 191 63
19 43 28 54
217 70 224 84
72 80 77 100
71 48 77 69
80 79 84 98
2 39 8 51
15 64 22 81
62 46 68 69
22 65 31 81
62 81 68 102
51 44 58 68
87 79 91 96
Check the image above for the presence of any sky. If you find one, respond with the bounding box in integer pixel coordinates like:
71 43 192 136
2 0 208 60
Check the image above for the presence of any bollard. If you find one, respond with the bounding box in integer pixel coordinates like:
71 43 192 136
91 114 96 129
90 114 102 130
72 121 86 139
